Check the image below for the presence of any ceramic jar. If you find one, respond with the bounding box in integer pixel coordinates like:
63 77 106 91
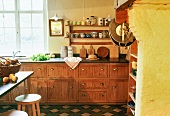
60 46 68 58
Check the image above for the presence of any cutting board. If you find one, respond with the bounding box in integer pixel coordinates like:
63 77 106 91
97 46 109 58
109 44 119 58
80 45 87 58
88 45 95 55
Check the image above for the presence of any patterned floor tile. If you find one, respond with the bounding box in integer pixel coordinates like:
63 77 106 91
0 104 127 116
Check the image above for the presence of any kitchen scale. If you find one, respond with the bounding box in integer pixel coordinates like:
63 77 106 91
109 19 136 46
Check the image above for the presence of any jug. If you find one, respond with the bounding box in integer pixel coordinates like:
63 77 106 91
90 16 97 25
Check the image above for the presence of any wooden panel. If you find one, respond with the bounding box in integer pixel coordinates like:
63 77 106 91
110 64 129 79
79 79 107 90
47 78 76 102
94 65 108 77
47 63 76 78
108 79 128 102
78 91 106 102
30 78 47 103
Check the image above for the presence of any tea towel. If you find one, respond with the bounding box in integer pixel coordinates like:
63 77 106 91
64 57 82 69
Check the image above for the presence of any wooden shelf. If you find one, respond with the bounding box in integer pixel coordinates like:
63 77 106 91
130 53 138 58
130 108 135 115
66 25 109 27
129 92 136 103
65 37 111 40
71 42 113 45
129 73 136 81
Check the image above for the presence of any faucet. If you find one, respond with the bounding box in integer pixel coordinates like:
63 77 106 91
12 50 20 59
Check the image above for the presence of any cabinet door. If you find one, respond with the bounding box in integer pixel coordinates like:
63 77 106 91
94 65 108 77
79 65 93 78
47 64 76 77
30 78 47 103
109 79 128 102
47 78 76 102
110 64 129 79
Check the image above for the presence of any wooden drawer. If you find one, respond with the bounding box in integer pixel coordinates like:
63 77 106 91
20 63 46 78
109 63 129 79
79 63 108 78
47 63 77 78
78 91 106 102
79 79 107 90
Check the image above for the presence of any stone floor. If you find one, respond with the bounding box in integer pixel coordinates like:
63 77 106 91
0 104 128 116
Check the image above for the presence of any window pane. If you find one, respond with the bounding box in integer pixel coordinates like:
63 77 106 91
0 0 3 11
0 13 3 27
32 13 43 27
4 13 15 27
20 28 32 43
5 28 16 42
20 13 31 27
32 0 43 10
0 28 4 43
3 0 15 11
19 0 31 11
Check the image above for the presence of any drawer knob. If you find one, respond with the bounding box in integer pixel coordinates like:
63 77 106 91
113 86 116 88
100 94 104 97
38 86 42 88
113 68 117 71
82 94 86 96
69 86 73 89
81 68 85 70
37 68 41 70
81 83 85 86
101 68 104 70
50 68 54 70
100 83 104 86
51 86 54 88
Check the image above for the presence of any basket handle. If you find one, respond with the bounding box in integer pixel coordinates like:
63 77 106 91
0 56 8 61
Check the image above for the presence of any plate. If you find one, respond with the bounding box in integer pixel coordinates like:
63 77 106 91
97 46 109 58
86 58 99 60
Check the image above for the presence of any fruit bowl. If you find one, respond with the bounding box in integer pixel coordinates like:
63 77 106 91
0 56 21 78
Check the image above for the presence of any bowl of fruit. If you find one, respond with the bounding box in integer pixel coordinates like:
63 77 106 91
0 56 21 78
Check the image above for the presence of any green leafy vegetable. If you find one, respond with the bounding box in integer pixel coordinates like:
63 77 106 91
30 53 50 61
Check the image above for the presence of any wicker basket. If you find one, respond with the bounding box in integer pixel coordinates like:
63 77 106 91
0 56 21 78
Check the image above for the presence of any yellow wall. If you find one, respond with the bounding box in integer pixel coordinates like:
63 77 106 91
129 0 170 115
48 0 115 53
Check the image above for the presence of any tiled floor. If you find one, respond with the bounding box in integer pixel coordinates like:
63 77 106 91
0 104 128 116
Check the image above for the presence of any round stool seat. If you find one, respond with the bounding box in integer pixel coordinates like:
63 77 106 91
15 94 41 116
0 110 28 116
15 94 41 103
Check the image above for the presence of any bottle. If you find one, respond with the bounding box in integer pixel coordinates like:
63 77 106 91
67 46 73 57
107 15 112 25
86 18 90 25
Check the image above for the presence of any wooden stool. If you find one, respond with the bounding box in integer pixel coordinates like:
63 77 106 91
15 94 41 116
0 110 28 116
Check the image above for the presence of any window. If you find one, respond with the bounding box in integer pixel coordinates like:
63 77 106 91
0 0 47 55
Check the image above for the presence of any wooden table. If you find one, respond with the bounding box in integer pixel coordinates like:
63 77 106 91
0 71 33 98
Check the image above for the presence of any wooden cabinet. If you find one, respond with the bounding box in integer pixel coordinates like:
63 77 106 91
79 63 108 78
127 40 138 115
109 63 129 103
78 63 108 103
16 62 129 104
108 79 128 102
20 63 47 103
30 78 47 103
47 78 76 103
47 63 77 103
